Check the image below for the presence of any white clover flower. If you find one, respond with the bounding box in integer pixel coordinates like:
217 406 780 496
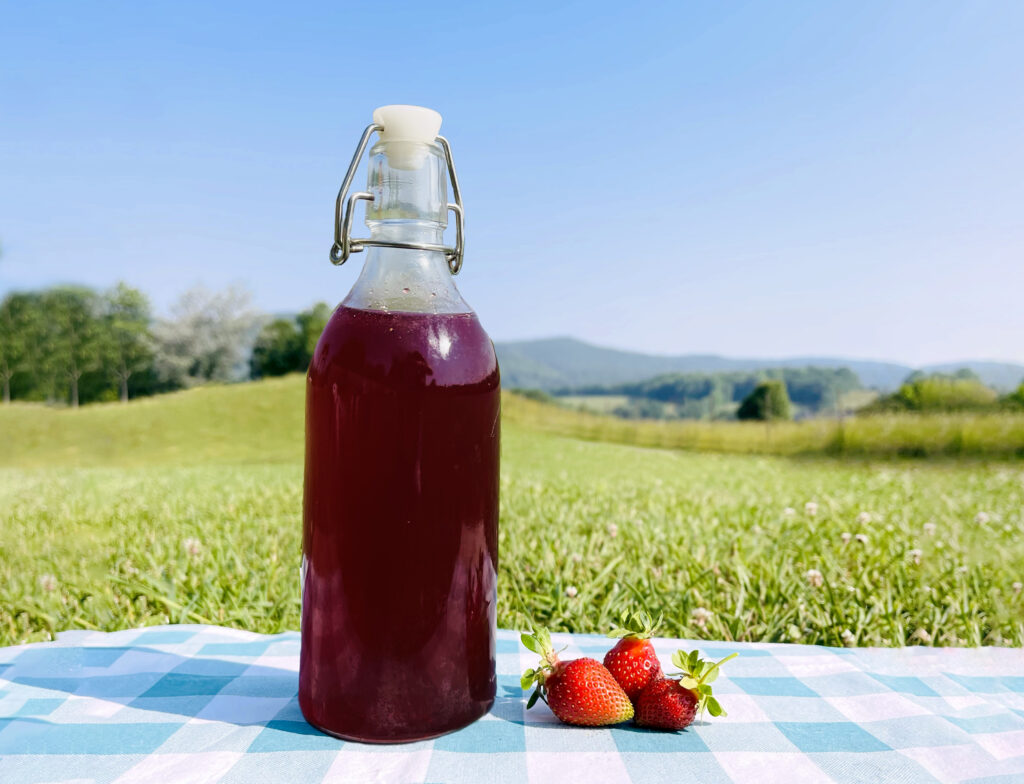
783 507 796 517
910 628 932 644
692 607 713 628
840 629 856 647
956 565 969 575
856 512 872 525
183 537 203 558
855 533 869 544
651 566 663 580
885 524 895 533
923 522 937 536
570 552 583 564
805 502 819 516
39 574 58 592
565 585 578 598
607 522 619 538
841 532 852 544
805 569 824 588
908 548 923 565
1012 582 1022 594
975 512 990 524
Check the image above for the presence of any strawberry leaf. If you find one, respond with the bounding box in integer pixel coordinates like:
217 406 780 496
671 650 686 669
706 697 723 717
680 676 698 689
526 690 540 709
521 634 541 654
520 669 536 690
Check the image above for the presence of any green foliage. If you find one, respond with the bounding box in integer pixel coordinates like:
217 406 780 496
559 367 859 420
737 380 792 421
250 303 332 379
866 373 1000 414
2 377 1023 649
251 319 304 379
0 284 163 405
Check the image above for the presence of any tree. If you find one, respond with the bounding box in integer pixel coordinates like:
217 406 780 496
296 302 331 366
153 285 258 388
43 286 104 408
103 283 154 402
737 380 792 421
0 294 31 403
250 318 303 378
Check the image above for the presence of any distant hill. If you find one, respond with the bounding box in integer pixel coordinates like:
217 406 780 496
494 337 1024 392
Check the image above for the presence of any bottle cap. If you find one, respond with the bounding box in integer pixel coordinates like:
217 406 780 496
372 105 442 169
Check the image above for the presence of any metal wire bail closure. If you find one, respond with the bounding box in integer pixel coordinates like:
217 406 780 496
329 124 466 275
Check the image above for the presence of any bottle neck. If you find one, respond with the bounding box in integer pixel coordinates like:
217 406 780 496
341 141 469 315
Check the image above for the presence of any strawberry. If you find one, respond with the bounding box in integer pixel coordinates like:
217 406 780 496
603 610 663 701
634 648 737 730
635 677 698 730
521 628 634 726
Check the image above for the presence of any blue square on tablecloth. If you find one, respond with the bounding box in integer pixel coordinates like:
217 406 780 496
776 721 892 752
944 712 1024 734
866 673 940 697
434 715 526 753
220 674 297 698
247 720 345 752
0 754 146 784
496 638 520 654
943 673 1007 693
1002 677 1024 693
12 699 63 717
0 719 182 755
140 673 236 697
610 723 710 752
731 677 819 697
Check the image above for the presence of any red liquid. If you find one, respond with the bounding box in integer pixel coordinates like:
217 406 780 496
299 305 500 743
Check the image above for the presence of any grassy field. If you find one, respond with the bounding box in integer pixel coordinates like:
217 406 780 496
1 376 1022 648
509 394 1024 458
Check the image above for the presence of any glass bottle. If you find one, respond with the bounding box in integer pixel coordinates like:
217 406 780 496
299 106 500 743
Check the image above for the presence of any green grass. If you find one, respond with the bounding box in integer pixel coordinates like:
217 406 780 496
2 376 1022 648
506 393 1024 458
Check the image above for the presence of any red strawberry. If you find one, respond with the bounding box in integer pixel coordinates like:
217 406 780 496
603 610 663 701
521 628 633 726
635 677 698 730
635 648 737 730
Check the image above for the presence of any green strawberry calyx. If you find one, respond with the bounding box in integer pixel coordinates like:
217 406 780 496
606 608 662 641
668 649 738 719
520 627 564 709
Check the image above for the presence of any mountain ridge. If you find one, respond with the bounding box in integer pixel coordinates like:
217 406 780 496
493 337 1024 392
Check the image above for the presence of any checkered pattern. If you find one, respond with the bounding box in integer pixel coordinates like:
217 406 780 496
1 626 1022 783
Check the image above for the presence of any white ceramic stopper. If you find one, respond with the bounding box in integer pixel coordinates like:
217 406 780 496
372 105 442 169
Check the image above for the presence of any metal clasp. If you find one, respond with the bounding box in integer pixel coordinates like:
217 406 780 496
329 124 466 275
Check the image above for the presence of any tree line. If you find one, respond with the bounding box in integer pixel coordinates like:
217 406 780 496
0 283 332 407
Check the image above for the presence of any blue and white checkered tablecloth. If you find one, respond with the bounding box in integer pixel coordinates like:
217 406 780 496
1 626 1022 784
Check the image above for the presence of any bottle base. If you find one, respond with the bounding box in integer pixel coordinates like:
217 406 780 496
303 697 495 745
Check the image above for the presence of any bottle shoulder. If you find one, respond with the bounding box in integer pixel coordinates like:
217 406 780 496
309 306 499 392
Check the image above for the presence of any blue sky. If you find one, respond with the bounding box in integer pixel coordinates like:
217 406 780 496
2 1 1022 365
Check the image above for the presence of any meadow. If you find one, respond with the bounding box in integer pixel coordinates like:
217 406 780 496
1 377 1022 648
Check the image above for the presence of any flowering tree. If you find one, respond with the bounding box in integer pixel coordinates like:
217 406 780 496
153 285 259 388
